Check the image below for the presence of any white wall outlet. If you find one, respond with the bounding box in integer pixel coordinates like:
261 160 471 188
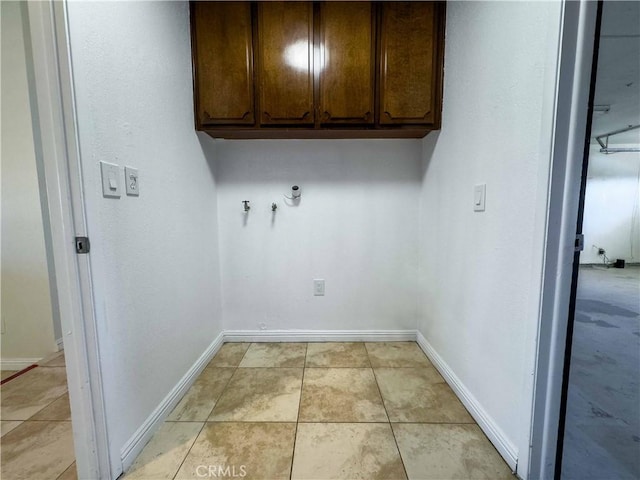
314 279 325 296
125 167 139 196
100 161 121 198
473 184 486 212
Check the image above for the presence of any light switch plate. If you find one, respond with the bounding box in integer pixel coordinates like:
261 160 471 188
314 279 325 296
125 166 139 196
100 161 121 198
474 184 486 212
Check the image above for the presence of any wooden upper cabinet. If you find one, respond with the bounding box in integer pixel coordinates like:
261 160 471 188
256 2 314 125
192 2 254 126
190 1 445 138
379 2 440 125
319 2 375 125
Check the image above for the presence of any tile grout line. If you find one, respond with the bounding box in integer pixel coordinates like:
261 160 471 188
13 419 72 423
54 461 76 480
24 389 70 422
169 408 207 479
202 365 243 422
170 343 249 480
3 370 69 423
369 348 411 480
205 342 252 421
289 342 308 480
147 342 426 479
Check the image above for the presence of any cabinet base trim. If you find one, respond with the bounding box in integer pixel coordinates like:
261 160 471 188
202 128 435 140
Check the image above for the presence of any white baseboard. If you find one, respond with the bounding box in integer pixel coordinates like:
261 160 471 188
0 358 41 371
120 332 225 472
223 329 417 343
416 331 518 472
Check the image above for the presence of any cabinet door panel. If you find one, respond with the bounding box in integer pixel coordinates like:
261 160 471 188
193 2 254 126
319 2 374 124
380 2 436 125
257 2 314 125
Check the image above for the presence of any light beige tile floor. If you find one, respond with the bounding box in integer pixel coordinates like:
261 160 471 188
305 342 370 367
239 342 307 367
176 422 296 480
209 367 303 422
292 423 407 480
298 368 387 422
374 367 474 423
166 368 234 422
1 367 68 420
1 353 77 480
125 342 513 480
392 423 514 480
1 370 18 381
125 422 204 479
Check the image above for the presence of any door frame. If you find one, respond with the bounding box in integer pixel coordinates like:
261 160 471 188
23 1 112 478
20 1 605 479
553 1 604 476
527 1 601 479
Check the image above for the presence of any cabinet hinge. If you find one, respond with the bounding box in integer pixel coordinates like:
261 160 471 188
75 236 90 254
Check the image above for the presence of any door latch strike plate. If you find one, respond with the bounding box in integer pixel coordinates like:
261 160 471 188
575 233 584 252
75 236 90 254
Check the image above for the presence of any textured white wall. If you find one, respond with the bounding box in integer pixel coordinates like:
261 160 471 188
61 1 570 477
1 1 57 361
417 1 563 476
66 1 223 474
216 139 421 332
581 146 640 264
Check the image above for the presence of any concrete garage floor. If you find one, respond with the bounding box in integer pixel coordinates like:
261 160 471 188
561 265 640 480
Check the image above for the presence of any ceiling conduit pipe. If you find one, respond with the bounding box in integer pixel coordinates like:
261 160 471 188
595 124 640 154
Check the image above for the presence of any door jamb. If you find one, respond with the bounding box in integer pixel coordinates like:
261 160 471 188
527 1 600 478
553 2 604 477
23 1 113 478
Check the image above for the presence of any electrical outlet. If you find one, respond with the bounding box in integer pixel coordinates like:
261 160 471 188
125 166 139 196
314 279 325 296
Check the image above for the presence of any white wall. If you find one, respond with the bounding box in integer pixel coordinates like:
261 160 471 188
581 145 640 264
65 1 223 474
216 140 421 332
1 0 58 363
417 1 563 477
60 1 570 477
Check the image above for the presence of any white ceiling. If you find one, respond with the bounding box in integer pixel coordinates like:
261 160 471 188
592 0 640 145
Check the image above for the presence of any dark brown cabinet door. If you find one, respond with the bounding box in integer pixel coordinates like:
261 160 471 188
379 2 439 125
319 2 375 125
256 2 314 125
192 2 254 126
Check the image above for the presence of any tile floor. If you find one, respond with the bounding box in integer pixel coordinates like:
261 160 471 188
0 351 77 480
125 342 513 480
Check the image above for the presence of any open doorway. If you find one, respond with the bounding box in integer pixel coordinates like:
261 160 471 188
1 1 76 477
2 2 111 479
559 1 640 478
1 0 63 368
